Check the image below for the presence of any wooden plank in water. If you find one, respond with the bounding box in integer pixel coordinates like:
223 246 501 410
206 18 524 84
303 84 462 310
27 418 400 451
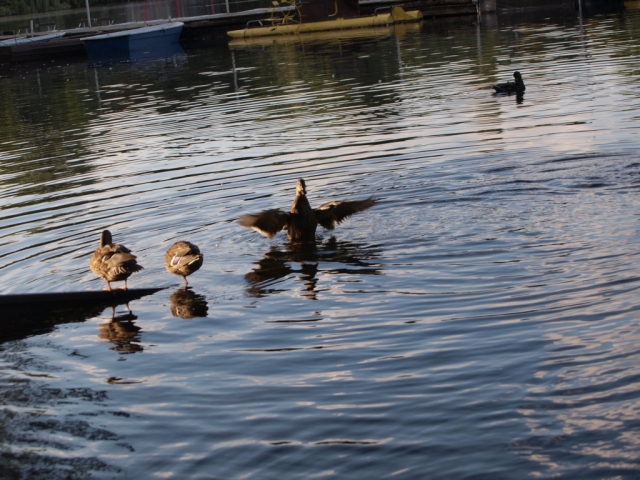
0 288 163 306
0 288 165 342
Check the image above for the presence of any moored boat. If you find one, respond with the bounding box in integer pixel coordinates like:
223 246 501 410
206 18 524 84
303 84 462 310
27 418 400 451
0 31 66 47
227 0 422 39
0 31 83 63
229 23 395 47
82 22 183 57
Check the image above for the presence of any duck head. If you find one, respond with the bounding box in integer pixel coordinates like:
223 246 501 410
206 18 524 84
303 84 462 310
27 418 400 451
100 229 113 247
296 179 307 195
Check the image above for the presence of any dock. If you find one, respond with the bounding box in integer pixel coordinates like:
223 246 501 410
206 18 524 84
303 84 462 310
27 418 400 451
0 0 481 63
360 0 479 17
0 6 295 63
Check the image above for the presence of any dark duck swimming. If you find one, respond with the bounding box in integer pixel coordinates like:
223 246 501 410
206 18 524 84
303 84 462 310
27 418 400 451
239 179 377 242
491 71 525 94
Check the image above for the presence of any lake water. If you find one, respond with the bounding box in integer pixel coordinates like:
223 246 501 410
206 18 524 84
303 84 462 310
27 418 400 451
2 2 640 478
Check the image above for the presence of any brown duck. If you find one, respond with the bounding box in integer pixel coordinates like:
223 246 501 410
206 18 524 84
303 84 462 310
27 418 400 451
90 230 143 291
165 241 204 287
239 179 376 242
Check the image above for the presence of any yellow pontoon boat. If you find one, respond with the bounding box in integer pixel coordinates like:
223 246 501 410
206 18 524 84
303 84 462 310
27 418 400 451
227 0 422 39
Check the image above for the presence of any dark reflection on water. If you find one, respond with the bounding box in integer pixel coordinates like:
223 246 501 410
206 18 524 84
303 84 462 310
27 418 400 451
493 89 525 104
246 237 382 300
169 287 209 318
99 308 143 353
0 342 127 480
86 43 187 68
1 3 640 479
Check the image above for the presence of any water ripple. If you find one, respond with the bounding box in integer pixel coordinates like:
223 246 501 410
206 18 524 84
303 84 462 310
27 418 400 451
1 5 640 479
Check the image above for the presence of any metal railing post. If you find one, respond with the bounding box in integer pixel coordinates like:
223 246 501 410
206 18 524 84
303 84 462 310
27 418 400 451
86 0 92 27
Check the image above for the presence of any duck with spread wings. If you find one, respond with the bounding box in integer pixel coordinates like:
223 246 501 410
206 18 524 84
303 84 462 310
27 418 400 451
239 179 377 242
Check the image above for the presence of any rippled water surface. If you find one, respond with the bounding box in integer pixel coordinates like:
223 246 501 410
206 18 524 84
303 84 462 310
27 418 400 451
2 3 640 478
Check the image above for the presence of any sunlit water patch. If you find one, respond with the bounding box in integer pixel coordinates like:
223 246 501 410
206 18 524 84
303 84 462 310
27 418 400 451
2 4 640 479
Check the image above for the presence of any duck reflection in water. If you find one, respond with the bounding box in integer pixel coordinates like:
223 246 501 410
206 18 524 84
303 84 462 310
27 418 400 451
169 288 209 319
245 237 381 300
99 306 143 353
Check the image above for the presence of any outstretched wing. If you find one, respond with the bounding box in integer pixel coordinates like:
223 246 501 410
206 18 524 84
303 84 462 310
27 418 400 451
315 197 377 230
239 209 290 238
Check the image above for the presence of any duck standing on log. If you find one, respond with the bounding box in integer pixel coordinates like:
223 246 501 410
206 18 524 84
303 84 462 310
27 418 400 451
239 179 377 242
491 71 525 95
165 241 204 287
90 230 143 291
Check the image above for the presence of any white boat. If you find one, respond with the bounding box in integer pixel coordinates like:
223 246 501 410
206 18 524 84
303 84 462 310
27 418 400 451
0 31 65 47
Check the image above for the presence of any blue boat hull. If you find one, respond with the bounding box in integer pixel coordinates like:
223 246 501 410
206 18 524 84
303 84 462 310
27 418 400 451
83 23 183 58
